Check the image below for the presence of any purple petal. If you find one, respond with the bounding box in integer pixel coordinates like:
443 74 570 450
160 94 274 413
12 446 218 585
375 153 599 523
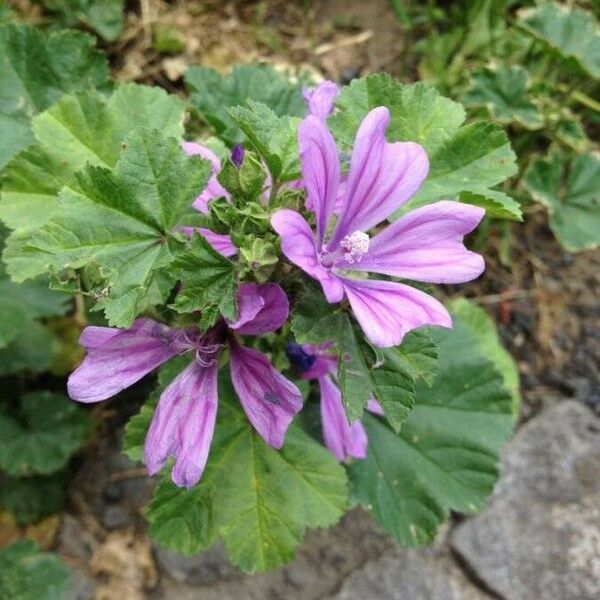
228 283 289 335
330 107 429 247
303 81 339 120
366 398 385 416
231 144 245 167
180 227 238 257
144 361 218 488
229 344 303 448
298 115 341 242
319 375 367 461
340 201 485 283
271 209 344 303
181 141 229 213
341 278 452 347
68 319 181 403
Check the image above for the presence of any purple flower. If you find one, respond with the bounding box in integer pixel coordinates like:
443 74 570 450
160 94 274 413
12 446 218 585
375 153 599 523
303 81 339 120
271 107 485 348
286 342 382 462
231 143 245 167
68 283 303 488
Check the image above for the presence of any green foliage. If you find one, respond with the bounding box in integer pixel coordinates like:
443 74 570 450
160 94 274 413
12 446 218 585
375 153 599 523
0 23 109 169
463 64 543 129
291 283 438 429
229 102 301 182
349 314 514 547
36 0 125 41
0 391 92 476
0 269 68 348
0 83 186 286
523 152 600 252
449 298 520 417
5 127 208 327
0 540 69 600
330 75 521 221
146 373 348 572
186 65 307 145
0 474 64 525
517 2 600 79
172 233 237 323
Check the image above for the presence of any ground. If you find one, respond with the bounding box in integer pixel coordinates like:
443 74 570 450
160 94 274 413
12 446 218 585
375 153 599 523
6 1 600 598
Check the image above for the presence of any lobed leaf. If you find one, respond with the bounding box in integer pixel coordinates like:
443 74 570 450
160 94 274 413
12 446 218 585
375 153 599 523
349 315 514 547
330 74 520 221
146 372 348 572
0 391 92 477
523 152 600 252
0 540 69 600
0 23 109 170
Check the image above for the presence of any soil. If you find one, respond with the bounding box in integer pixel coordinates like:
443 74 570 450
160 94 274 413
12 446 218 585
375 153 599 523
7 0 600 597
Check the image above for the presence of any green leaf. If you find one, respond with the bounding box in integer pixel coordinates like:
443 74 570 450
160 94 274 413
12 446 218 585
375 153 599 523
349 317 513 547
459 189 522 221
0 474 65 526
517 2 600 79
147 373 348 572
23 129 210 325
37 0 125 41
123 355 191 462
186 65 306 145
463 64 543 129
523 152 600 252
228 101 300 182
0 268 69 348
0 23 109 170
369 331 439 432
290 282 345 345
1 84 186 283
0 540 69 600
0 322 59 376
449 298 520 418
0 391 92 476
329 74 518 219
171 233 237 321
331 76 466 156
337 317 372 423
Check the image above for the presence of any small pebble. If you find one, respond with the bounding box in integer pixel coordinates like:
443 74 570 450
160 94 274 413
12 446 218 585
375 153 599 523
102 481 125 504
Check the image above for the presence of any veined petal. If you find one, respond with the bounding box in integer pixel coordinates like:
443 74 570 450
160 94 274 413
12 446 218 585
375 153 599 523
319 375 367 461
180 227 238 257
366 398 385 416
181 141 229 213
330 107 429 247
303 81 339 120
229 344 303 448
68 319 180 403
341 278 452 348
341 201 485 283
299 115 341 242
271 209 344 303
228 283 289 335
144 361 218 488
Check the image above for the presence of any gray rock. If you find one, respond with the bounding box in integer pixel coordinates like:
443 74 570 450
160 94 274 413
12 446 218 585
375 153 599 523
155 543 238 585
101 504 132 530
452 401 600 600
329 548 491 600
67 566 96 600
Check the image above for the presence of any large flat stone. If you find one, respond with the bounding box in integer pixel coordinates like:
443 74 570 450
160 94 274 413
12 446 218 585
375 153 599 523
329 546 491 600
452 401 600 600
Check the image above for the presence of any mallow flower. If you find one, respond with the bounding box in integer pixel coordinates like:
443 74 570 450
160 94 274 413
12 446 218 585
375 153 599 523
271 107 486 347
68 282 303 488
286 341 382 461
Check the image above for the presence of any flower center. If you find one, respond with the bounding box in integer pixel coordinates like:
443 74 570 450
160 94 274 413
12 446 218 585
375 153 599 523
171 329 223 367
339 231 370 263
